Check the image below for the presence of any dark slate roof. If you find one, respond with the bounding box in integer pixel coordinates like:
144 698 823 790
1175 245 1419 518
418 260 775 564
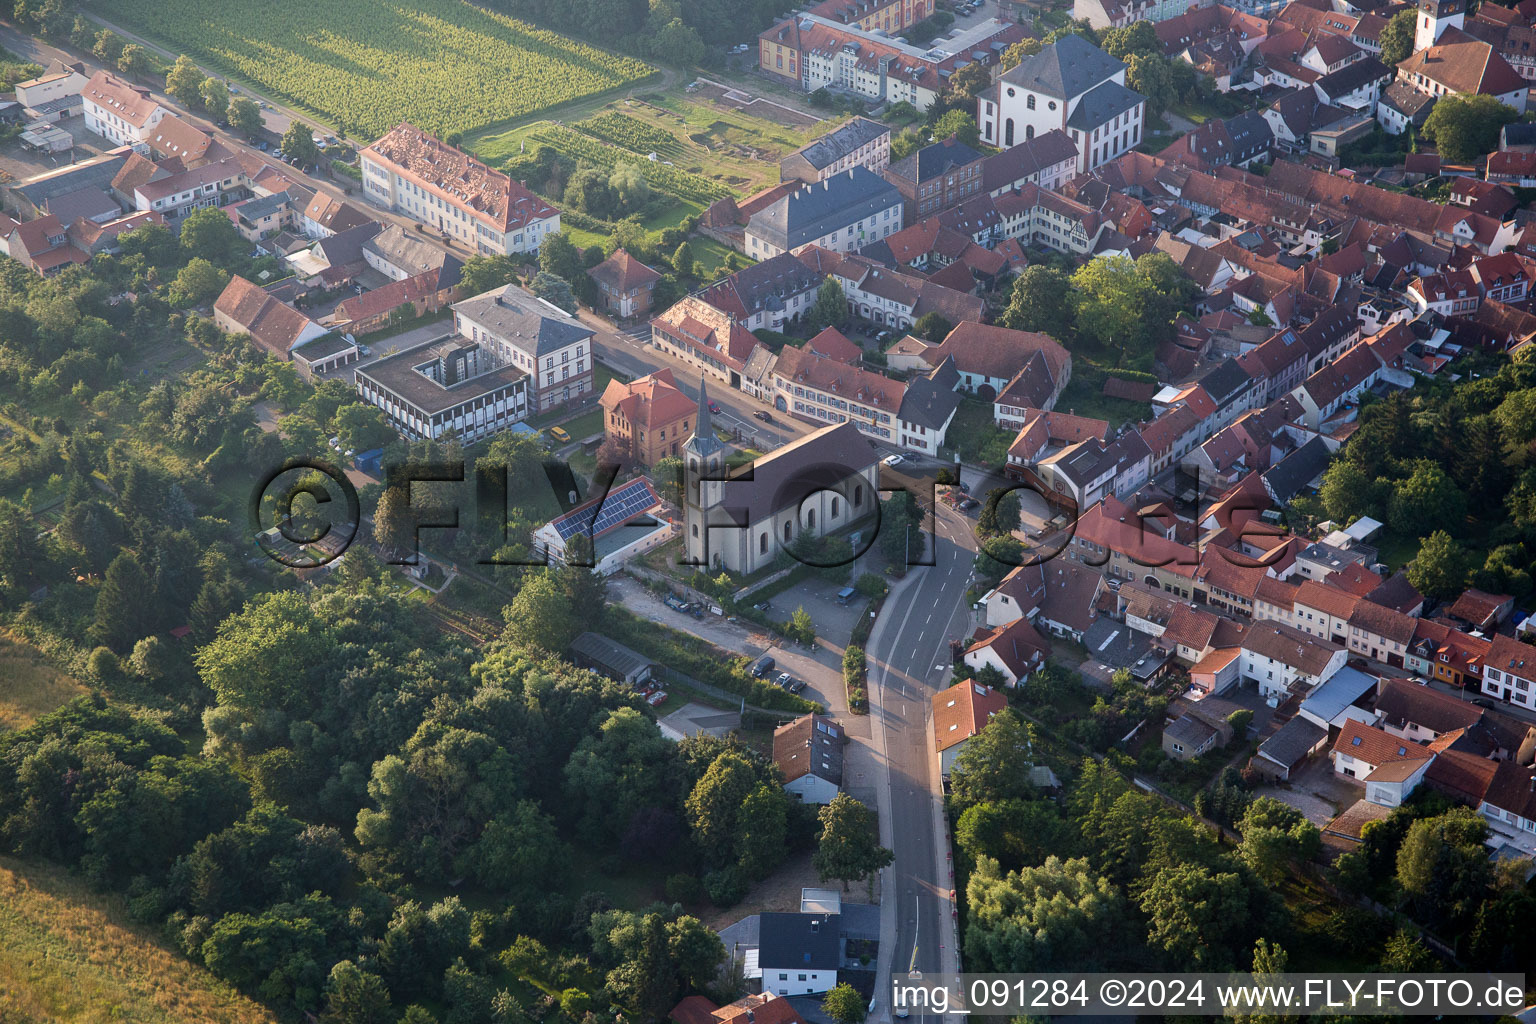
999 33 1126 99
1315 56 1391 99
1261 435 1331 502
1502 121 1536 149
1224 110 1274 156
1258 715 1327 768
704 421 876 522
897 355 962 430
13 153 128 208
786 117 889 172
889 136 985 185
758 913 840 970
748 166 902 251
1198 356 1254 407
452 285 594 357
981 129 1080 191
1065 78 1145 132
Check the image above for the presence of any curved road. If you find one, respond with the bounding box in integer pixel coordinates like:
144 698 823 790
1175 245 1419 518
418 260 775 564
868 481 982 1019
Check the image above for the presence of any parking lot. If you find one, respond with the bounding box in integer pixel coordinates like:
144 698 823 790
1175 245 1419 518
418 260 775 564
0 114 112 187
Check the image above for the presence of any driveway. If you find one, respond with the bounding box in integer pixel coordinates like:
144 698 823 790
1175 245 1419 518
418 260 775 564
1256 752 1362 826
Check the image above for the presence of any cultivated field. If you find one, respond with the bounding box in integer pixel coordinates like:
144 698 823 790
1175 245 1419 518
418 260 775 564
0 857 280 1024
96 0 653 138
470 91 823 202
0 634 86 733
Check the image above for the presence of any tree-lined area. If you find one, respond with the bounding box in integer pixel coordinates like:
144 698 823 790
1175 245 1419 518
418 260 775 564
951 710 1536 975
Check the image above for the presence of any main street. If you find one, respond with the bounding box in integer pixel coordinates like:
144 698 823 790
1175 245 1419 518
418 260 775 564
867 479 982 1019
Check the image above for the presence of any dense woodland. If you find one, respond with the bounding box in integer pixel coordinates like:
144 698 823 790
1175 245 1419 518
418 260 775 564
949 709 1536 980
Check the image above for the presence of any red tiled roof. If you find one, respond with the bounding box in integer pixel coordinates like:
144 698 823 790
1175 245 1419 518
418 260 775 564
589 248 663 293
1331 719 1430 767
932 679 1008 752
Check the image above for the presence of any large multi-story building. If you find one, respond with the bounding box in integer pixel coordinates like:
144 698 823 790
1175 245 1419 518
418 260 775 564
882 135 986 221
355 335 530 444
599 368 698 466
81 70 168 148
759 15 1025 111
780 117 892 184
360 123 560 255
745 167 903 258
453 285 594 413
977 34 1146 172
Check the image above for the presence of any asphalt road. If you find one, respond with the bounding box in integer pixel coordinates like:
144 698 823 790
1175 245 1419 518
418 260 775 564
868 482 982 1013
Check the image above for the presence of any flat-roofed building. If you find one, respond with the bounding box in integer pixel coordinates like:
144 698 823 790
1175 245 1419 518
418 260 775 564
354 335 530 444
453 285 594 412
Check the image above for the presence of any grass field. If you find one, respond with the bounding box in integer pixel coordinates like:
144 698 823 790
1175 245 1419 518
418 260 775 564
96 0 653 138
0 856 279 1024
0 634 87 733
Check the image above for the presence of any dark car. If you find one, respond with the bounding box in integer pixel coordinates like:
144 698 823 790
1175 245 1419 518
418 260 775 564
754 410 773 423
958 497 980 512
750 654 776 678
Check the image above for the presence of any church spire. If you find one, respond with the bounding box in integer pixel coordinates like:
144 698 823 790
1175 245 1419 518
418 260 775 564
683 375 724 460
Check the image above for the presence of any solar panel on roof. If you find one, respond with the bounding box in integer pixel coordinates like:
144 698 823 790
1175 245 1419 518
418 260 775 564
552 478 657 541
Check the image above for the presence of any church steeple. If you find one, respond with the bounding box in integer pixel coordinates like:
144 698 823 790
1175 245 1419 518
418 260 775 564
682 377 724 461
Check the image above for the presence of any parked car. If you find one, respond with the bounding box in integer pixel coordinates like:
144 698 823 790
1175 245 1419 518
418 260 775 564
358 345 372 357
548 425 571 443
775 671 794 689
750 654 776 678
788 679 806 694
754 410 773 423
875 330 893 343
882 453 906 467
707 400 722 414
958 497 979 511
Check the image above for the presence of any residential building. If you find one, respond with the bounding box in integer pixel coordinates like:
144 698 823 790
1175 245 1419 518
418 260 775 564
883 135 986 221
14 63 88 120
300 192 373 239
651 295 765 390
81 70 168 147
1329 719 1434 806
745 167 903 258
588 248 664 318
977 35 1147 172
759 14 1023 112
932 680 1008 775
360 122 560 255
1163 712 1224 760
759 913 839 996
453 285 594 412
600 368 697 466
780 117 892 183
1481 632 1536 710
1394 39 1529 114
924 321 1071 399
694 252 824 332
774 714 846 803
324 266 461 335
684 420 879 574
213 274 330 359
772 339 904 443
354 335 529 443
129 158 251 227
363 223 462 282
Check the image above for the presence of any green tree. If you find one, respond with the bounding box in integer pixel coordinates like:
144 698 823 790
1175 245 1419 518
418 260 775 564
789 605 815 644
372 484 414 557
823 983 868 1024
322 960 392 1024
200 77 230 117
912 311 952 342
117 43 152 78
1139 863 1255 969
168 257 229 308
1001 37 1043 69
1001 265 1072 337
933 108 982 148
1236 796 1320 885
609 162 651 213
813 793 893 891
281 122 321 166
180 206 245 268
1126 53 1175 113
458 255 519 295
1072 254 1152 365
1390 461 1466 534
736 781 789 879
502 569 580 651
1423 94 1520 163
1320 459 1384 524
671 240 696 275
538 230 583 282
879 488 925 566
92 551 154 651
1396 807 1493 929
1407 529 1471 601
530 271 578 313
93 28 125 64
809 277 847 332
1379 8 1417 65
949 709 1038 807
965 855 1121 971
1101 20 1158 59
165 55 206 109
946 61 994 102
228 96 263 136
685 750 759 867
1378 928 1439 971
977 488 1021 536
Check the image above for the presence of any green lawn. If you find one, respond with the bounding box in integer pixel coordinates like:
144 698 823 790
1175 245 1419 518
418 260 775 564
1054 373 1153 429
693 238 740 274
